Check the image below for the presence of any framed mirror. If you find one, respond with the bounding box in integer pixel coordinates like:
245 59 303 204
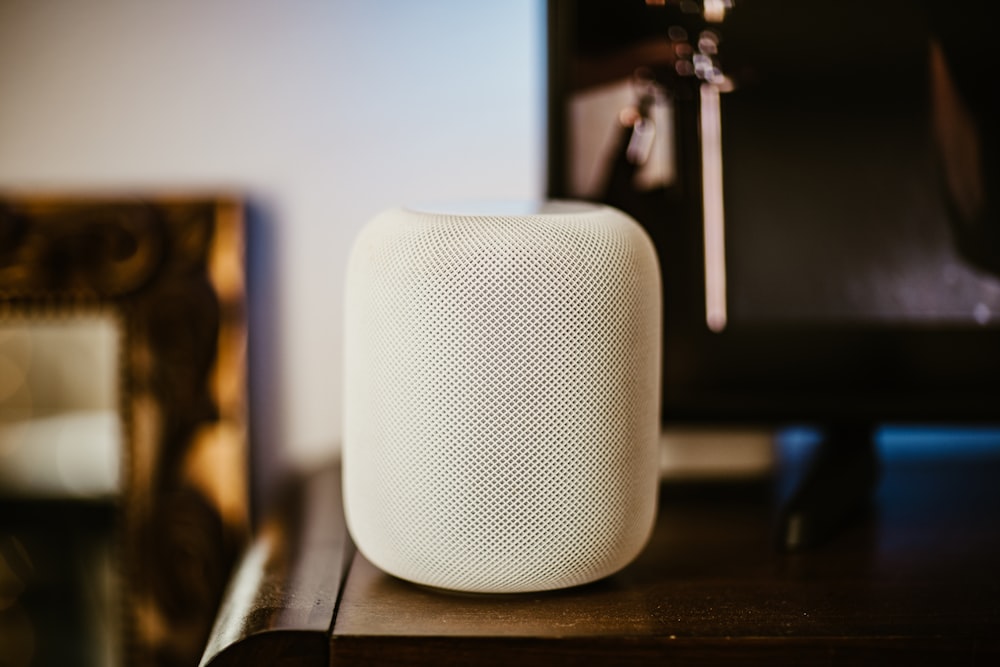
0 195 249 667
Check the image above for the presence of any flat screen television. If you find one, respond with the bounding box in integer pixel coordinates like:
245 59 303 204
547 0 1000 426
547 0 1000 547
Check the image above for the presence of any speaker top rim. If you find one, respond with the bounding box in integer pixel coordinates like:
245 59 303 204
404 199 602 218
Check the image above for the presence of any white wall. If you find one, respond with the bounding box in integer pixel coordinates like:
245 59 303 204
0 1 546 490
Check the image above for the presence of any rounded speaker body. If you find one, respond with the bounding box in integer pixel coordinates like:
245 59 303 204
342 201 661 593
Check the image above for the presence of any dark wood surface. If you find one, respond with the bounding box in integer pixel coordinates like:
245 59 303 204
203 442 1000 666
199 463 353 667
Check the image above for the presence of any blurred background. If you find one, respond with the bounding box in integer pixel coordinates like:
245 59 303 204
0 0 548 499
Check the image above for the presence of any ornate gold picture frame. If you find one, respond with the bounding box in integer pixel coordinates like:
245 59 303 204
0 194 249 667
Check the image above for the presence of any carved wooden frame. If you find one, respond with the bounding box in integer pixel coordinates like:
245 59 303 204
0 194 249 667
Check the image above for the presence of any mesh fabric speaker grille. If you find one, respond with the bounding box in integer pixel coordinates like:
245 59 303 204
343 203 661 593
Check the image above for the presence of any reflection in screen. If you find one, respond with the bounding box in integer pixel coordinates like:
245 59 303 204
717 1 1000 326
721 59 1000 326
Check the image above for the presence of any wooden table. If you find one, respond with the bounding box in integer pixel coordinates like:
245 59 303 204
200 442 1000 666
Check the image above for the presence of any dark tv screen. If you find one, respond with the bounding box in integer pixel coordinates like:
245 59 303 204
548 0 1000 424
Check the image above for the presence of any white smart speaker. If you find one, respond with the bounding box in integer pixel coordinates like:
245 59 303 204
342 200 662 593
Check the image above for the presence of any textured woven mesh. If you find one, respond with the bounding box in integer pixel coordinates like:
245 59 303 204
343 204 661 593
